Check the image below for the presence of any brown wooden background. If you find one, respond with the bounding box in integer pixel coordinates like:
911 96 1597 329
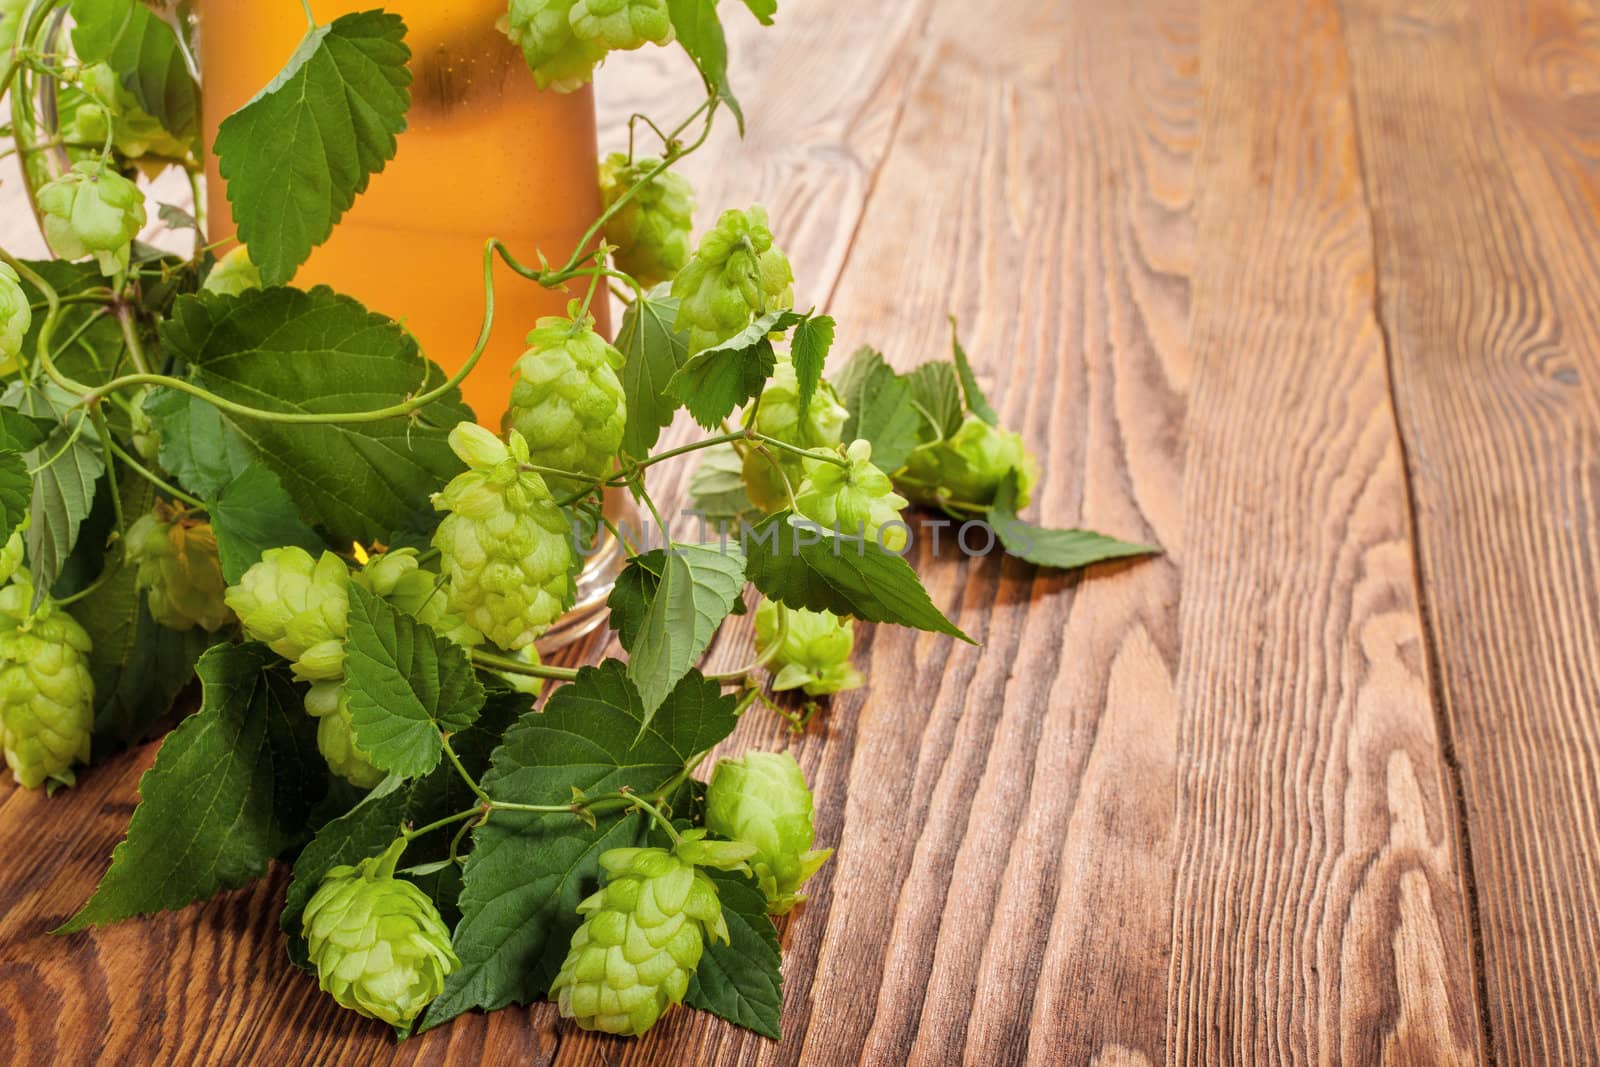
5 0 1600 1062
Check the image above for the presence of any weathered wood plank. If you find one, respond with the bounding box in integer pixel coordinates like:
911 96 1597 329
1340 0 1600 1060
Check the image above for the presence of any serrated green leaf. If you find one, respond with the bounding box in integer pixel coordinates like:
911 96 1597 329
668 310 804 429
667 0 743 133
790 314 834 424
948 319 998 425
214 11 412 284
987 471 1157 570
606 548 666 650
8 383 106 605
70 0 200 149
686 868 783 1039
421 662 737 1029
344 586 485 779
143 388 253 499
210 464 323 584
626 542 746 719
830 346 921 472
906 361 963 441
687 442 759 523
617 286 690 458
59 644 325 933
158 288 470 543
744 512 971 641
0 452 30 544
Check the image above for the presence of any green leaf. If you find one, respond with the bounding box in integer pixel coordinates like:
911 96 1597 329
421 661 737 1029
986 471 1157 569
213 11 412 285
948 319 998 425
143 388 255 500
744 512 972 641
687 443 759 523
790 314 835 424
209 464 324 584
667 0 743 132
344 586 485 779
69 0 200 148
625 542 746 719
906 361 963 441
831 346 921 472
668 310 804 429
158 288 471 544
8 383 106 605
686 868 783 1039
59 644 325 933
11 260 129 383
605 549 665 650
738 0 779 25
616 286 690 458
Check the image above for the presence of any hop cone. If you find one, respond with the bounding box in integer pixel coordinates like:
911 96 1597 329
570 0 673 54
705 751 833 915
901 414 1039 509
0 577 94 790
63 63 195 162
671 206 794 354
303 838 459 1029
304 681 385 789
794 440 910 552
36 160 147 276
502 313 625 489
0 262 30 363
550 833 753 1036
0 529 22 588
740 356 848 513
503 0 602 91
754 599 863 697
224 547 350 681
127 511 233 633
599 153 694 288
202 245 261 297
432 424 575 651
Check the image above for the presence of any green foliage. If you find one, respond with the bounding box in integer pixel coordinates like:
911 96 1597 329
684 868 783 1038
208 465 323 584
986 471 1158 570
622 542 746 719
667 0 743 129
68 0 200 152
9 383 105 604
615 287 690 457
831 347 922 472
668 309 803 428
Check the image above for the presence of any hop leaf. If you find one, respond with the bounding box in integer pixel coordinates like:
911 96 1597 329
202 245 262 297
431 426 575 650
0 263 30 364
753 599 862 697
503 0 604 91
502 313 626 491
793 440 910 552
670 206 794 355
35 161 147 276
901 414 1039 510
304 680 385 789
600 154 694 289
740 355 847 513
224 547 351 680
303 838 460 1030
0 576 94 789
704 751 832 914
570 0 674 53
127 510 234 633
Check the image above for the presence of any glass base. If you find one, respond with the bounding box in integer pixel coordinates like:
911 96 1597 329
536 487 637 654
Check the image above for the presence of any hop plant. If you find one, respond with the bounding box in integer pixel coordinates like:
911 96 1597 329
705 751 833 915
127 387 161 466
36 160 147 276
599 153 694 288
0 527 23 588
550 833 754 1036
432 424 575 651
304 681 385 789
671 206 794 354
202 245 262 297
901 414 1039 509
502 312 625 488
0 262 30 364
740 356 848 513
62 63 194 163
303 838 459 1030
224 547 350 681
126 510 233 633
502 0 603 91
570 0 673 54
0 577 94 790
793 440 910 552
0 0 24 54
754 599 863 697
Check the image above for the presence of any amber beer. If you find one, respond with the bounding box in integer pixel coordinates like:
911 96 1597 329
198 0 609 423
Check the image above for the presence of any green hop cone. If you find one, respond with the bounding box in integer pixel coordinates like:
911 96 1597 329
304 681 386 789
224 547 350 680
550 832 754 1036
705 751 833 915
599 153 694 289
754 599 863 697
0 262 30 364
431 424 575 651
202 245 262 297
126 510 233 633
303 838 459 1030
36 160 147 276
901 414 1039 509
502 312 625 489
739 356 848 513
0 577 94 790
502 0 602 91
670 206 794 354
63 63 194 163
570 0 673 54
793 439 910 552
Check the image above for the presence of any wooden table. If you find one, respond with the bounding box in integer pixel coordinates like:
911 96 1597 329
5 0 1600 1062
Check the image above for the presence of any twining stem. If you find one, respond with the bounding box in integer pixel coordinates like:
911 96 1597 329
403 806 479 842
750 431 849 468
441 736 491 805
622 792 682 846
108 439 203 508
469 650 580 682
114 303 151 376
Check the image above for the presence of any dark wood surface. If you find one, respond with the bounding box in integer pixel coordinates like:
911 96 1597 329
3 0 1599 1062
